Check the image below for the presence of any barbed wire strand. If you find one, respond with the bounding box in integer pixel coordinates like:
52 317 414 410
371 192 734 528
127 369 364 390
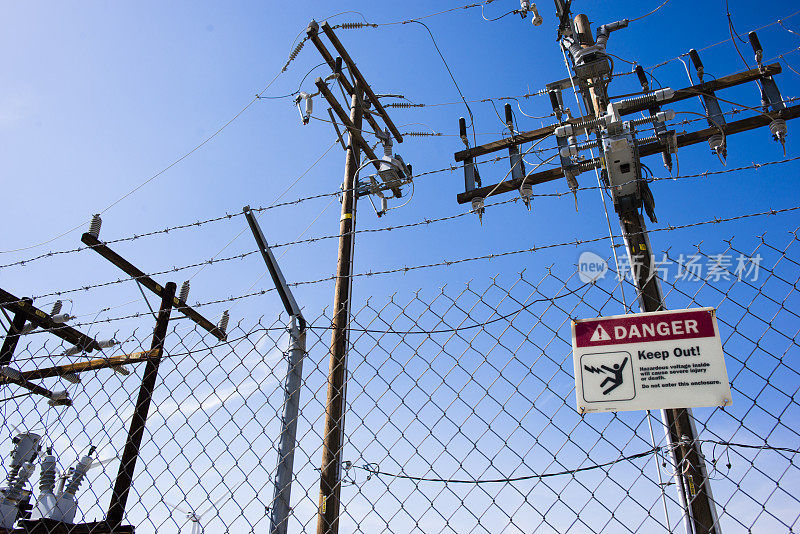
10 204 799 333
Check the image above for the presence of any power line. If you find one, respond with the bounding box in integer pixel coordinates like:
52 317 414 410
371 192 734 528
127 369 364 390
630 0 672 24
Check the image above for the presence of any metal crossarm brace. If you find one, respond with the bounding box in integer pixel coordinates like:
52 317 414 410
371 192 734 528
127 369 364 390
0 305 29 366
81 233 226 341
106 282 176 529
0 288 101 353
243 207 308 534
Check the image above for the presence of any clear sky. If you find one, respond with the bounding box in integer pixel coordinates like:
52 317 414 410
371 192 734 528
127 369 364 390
1 1 799 533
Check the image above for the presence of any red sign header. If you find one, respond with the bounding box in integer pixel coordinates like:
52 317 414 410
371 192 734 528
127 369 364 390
574 309 716 348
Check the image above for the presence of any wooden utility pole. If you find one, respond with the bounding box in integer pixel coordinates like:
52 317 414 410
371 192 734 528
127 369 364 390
573 14 719 534
453 5 795 533
304 19 408 534
316 86 362 534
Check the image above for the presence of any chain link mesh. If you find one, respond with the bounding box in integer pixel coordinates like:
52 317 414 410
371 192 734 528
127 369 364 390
1 229 798 533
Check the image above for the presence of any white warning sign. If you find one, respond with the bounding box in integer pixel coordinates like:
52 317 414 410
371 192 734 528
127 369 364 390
571 307 732 413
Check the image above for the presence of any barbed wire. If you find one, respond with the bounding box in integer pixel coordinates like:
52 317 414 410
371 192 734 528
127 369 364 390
5 79 796 274
5 156 799 310
9 205 798 333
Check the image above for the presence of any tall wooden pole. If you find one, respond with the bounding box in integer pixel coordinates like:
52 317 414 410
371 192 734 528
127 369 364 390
316 83 362 534
574 14 719 534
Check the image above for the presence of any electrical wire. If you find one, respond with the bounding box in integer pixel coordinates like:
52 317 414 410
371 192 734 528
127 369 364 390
703 439 800 455
726 0 754 72
779 19 800 38
481 5 519 23
374 1 497 26
408 20 478 147
630 0 672 23
355 448 658 484
0 69 290 256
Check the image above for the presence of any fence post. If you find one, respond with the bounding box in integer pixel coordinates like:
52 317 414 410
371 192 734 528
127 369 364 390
106 281 176 530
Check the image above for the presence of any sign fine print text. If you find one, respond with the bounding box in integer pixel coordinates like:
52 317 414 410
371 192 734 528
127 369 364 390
571 308 732 413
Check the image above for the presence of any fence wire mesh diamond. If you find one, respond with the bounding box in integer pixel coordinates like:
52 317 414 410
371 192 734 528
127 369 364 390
0 230 797 533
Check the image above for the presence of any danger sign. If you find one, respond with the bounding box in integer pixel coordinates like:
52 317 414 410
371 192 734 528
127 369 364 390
571 308 732 413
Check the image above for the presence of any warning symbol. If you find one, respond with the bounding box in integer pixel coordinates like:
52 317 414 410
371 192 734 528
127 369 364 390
580 351 635 403
584 357 628 395
590 325 611 342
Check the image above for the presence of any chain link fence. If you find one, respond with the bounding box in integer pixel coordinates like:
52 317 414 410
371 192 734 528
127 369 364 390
1 228 798 533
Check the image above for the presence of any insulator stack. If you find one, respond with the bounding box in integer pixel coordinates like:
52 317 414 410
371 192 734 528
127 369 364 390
179 281 190 304
614 88 674 112
283 39 306 72
219 311 230 335
39 450 56 494
402 132 442 137
88 214 102 238
336 22 379 30
385 102 425 109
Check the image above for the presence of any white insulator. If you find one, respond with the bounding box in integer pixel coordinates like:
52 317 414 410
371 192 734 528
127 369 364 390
555 124 573 138
48 390 70 406
111 366 130 376
1 367 22 381
655 88 674 101
769 118 787 141
62 373 81 384
39 451 57 494
708 133 725 154
471 197 486 223
218 310 230 334
656 109 676 122
531 4 543 26
97 339 118 349
64 448 94 496
5 462 35 501
51 314 72 324
6 432 41 474
179 281 190 303
33 449 57 520
560 145 578 158
88 214 102 238
383 129 393 157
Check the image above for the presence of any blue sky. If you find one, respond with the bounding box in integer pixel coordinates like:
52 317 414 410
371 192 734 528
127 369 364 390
1 1 799 533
